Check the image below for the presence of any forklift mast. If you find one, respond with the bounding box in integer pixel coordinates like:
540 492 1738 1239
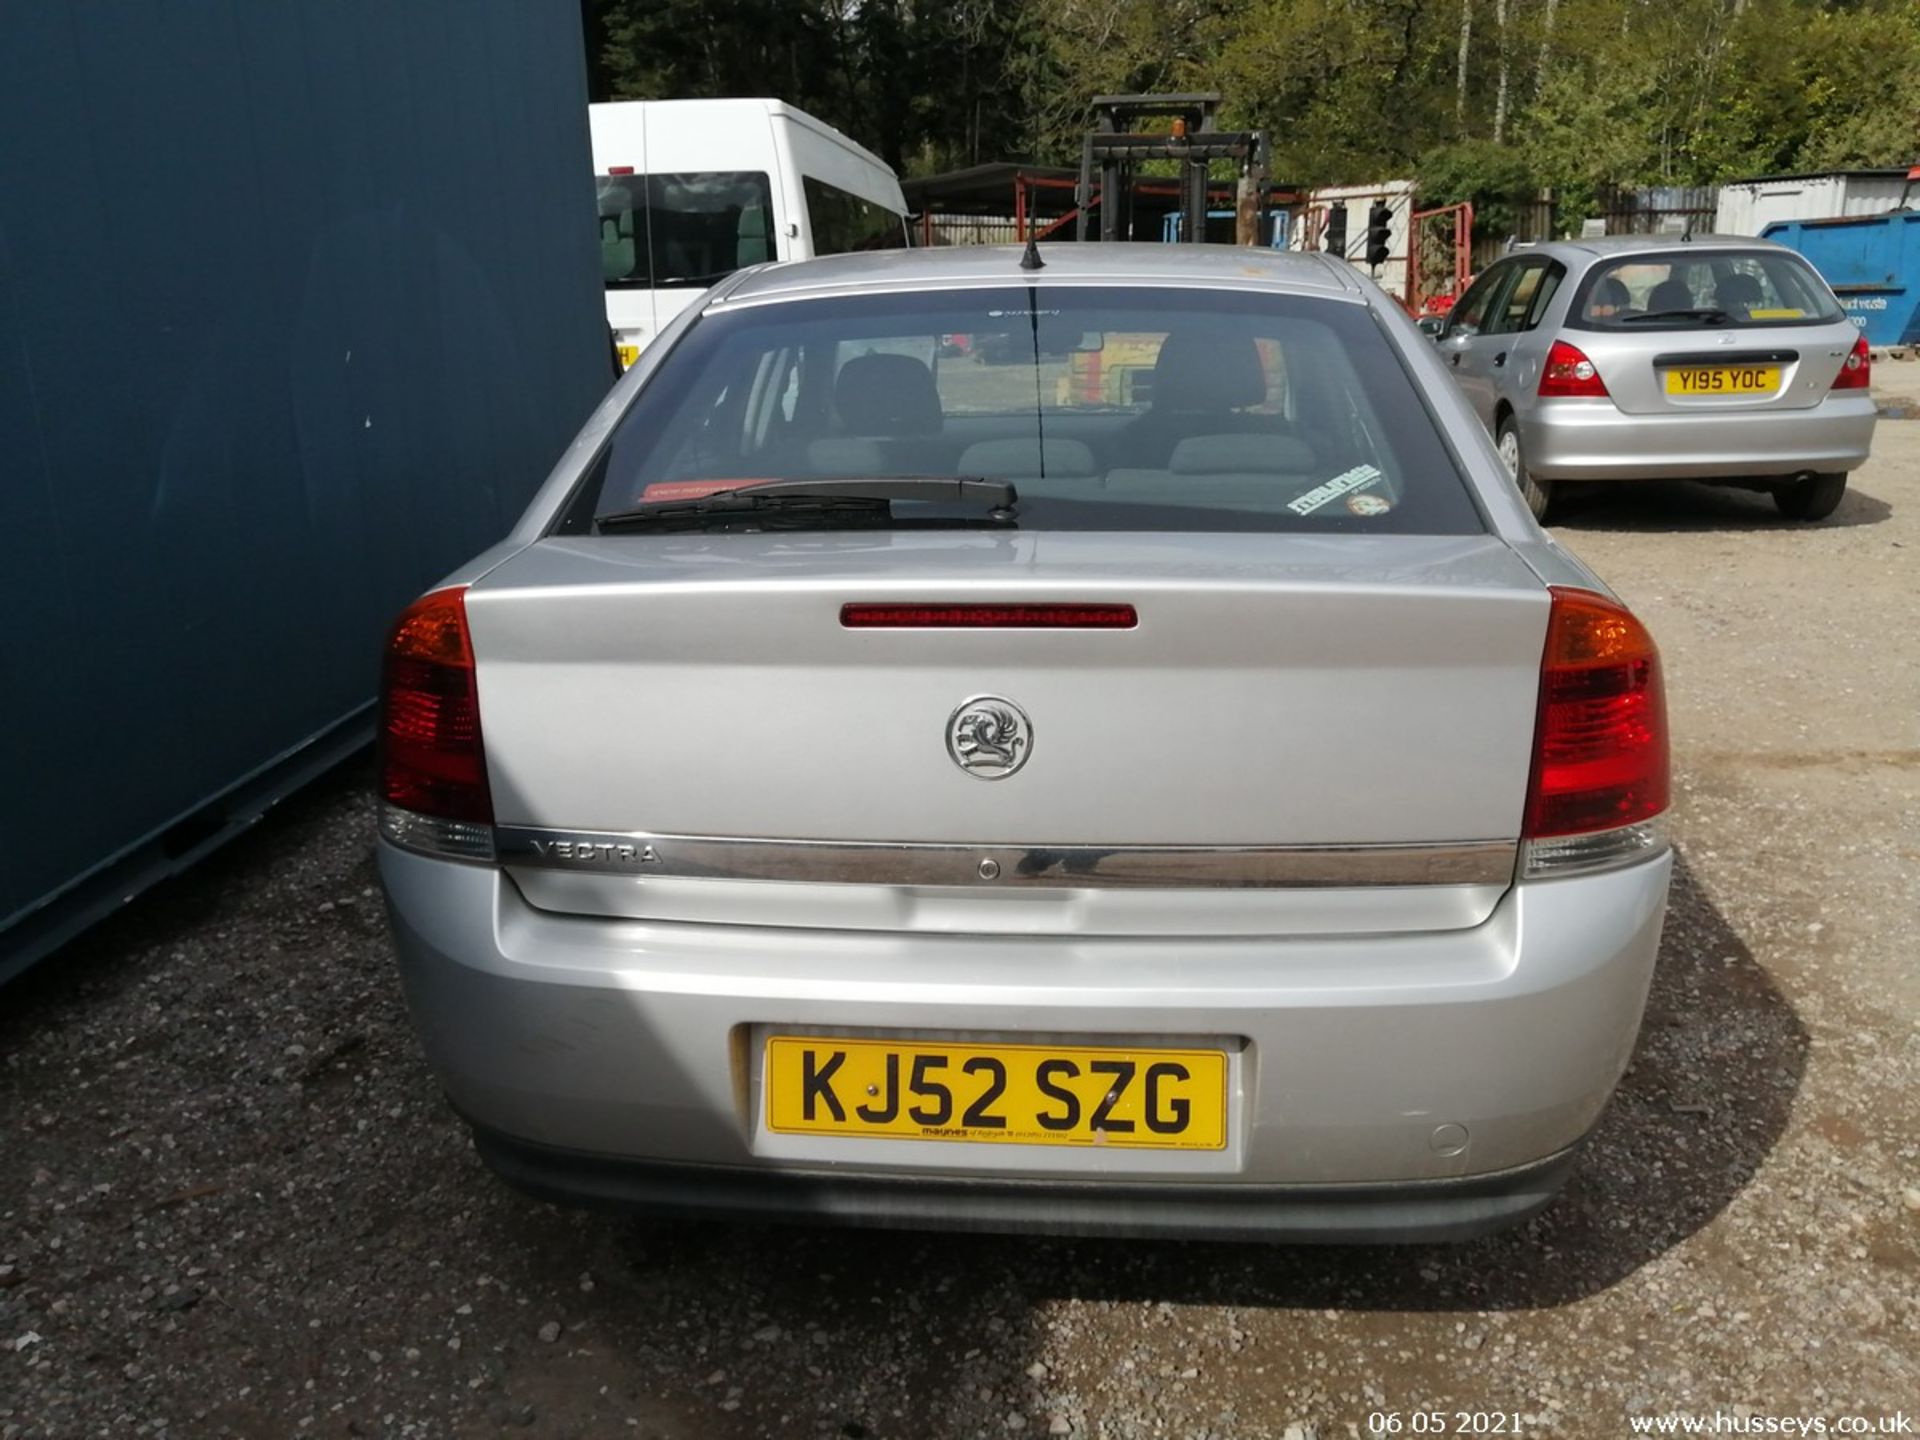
1075 94 1267 245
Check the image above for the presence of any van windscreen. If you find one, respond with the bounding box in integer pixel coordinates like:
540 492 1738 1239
598 172 778 289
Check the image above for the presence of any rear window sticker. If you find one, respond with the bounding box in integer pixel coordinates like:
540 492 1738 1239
1287 464 1385 516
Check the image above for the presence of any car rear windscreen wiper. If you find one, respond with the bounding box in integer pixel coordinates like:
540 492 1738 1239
596 477 1019 532
1621 307 1734 324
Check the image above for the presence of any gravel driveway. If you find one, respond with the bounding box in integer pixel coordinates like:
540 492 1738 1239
4 420 1916 1440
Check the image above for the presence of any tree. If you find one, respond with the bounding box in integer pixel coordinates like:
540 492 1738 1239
584 0 1920 224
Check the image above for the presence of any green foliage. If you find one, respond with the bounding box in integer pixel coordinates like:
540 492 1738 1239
1418 141 1539 239
586 0 1920 215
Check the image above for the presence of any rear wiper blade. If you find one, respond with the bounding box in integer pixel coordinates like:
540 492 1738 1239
596 476 1018 531
1621 307 1734 324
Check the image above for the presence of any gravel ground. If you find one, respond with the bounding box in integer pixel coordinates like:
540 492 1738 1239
4 413 1918 1440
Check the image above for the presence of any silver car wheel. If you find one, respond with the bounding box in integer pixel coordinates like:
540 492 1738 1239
1496 415 1553 521
1497 429 1522 479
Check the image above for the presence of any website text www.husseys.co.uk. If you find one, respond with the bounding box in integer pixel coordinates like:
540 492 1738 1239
1628 1414 1912 1436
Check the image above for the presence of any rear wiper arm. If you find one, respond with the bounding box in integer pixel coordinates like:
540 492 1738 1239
596 476 1019 531
1621 307 1733 324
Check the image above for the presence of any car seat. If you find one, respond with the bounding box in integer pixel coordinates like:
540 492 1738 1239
1116 333 1277 468
1589 275 1633 317
807 353 945 475
1647 276 1696 314
1714 272 1763 316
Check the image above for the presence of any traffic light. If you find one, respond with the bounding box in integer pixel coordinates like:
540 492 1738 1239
1365 201 1393 268
1323 202 1348 255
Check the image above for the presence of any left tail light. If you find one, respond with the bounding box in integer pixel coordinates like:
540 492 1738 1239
378 587 495 861
1538 340 1610 399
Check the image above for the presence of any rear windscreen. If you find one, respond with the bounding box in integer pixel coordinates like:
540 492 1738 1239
598 171 777 289
579 286 1485 535
1570 248 1843 330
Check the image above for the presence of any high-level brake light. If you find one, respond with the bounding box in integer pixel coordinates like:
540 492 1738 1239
841 604 1138 629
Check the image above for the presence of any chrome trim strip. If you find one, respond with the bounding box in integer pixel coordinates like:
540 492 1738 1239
492 827 1517 890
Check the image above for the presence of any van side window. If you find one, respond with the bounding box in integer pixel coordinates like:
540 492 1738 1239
597 172 777 288
803 177 907 256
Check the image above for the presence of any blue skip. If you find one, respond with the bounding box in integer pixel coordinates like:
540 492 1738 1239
1763 207 1920 348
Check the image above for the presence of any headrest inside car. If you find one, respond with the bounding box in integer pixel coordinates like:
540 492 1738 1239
834 353 943 435
1151 333 1268 412
1170 434 1318 475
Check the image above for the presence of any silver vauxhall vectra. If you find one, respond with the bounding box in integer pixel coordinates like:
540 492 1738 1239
377 245 1672 1242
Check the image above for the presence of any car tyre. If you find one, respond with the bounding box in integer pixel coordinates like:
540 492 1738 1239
1496 415 1554 521
1773 472 1847 522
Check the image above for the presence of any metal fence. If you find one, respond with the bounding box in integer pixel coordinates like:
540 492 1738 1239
1470 194 1559 268
923 216 1022 246
1596 185 1719 236
1467 185 1721 267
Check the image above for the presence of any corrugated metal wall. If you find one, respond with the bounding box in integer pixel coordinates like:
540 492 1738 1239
0 1 611 977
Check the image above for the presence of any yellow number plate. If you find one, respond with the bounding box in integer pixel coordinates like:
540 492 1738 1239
1663 365 1779 396
617 344 640 369
764 1036 1228 1150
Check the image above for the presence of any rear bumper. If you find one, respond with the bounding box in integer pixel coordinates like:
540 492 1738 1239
380 842 1671 1239
1522 394 1876 481
469 1123 1584 1243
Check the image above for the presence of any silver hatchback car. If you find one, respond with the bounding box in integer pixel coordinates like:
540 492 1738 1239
378 245 1672 1243
1438 235 1875 519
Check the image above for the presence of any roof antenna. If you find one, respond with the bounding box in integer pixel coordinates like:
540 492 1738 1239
1019 235 1045 271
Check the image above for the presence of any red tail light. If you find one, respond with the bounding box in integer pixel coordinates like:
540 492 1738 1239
380 588 492 824
1523 588 1668 840
841 603 1137 629
1831 333 1870 390
1538 340 1609 398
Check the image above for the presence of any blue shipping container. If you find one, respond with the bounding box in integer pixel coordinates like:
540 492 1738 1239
1762 209 1920 347
0 1 611 980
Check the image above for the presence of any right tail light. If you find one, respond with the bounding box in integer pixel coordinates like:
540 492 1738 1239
1521 587 1670 877
1831 333 1871 391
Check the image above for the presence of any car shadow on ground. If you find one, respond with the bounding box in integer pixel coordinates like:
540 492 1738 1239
964 847 1809 1314
1548 477 1891 532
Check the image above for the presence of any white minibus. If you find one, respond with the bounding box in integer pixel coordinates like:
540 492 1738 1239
592 98 909 366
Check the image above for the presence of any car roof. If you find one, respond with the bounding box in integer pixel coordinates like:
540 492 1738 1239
714 243 1361 305
1511 233 1793 263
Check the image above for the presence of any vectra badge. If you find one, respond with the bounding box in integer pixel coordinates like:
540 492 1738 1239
947 696 1033 780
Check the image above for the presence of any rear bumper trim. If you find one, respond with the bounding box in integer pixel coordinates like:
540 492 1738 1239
1521 393 1876 480
490 826 1518 890
468 1121 1584 1243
